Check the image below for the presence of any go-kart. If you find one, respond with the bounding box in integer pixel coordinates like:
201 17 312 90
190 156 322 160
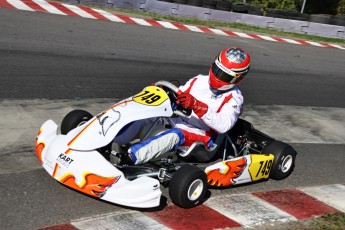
35 80 297 209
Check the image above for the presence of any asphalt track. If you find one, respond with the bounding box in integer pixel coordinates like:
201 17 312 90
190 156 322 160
1 6 345 230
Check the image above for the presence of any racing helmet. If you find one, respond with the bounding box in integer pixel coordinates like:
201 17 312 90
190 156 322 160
209 47 251 91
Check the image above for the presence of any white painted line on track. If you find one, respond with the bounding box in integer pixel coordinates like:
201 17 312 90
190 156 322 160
42 183 345 229
331 44 345 50
280 38 303 45
257 35 278 42
32 0 65 15
300 184 345 212
91 8 126 23
183 24 204 33
61 3 96 19
233 31 256 39
131 17 153 27
205 193 296 227
157 21 179 30
71 211 171 230
6 0 33 11
209 28 229 36
305 41 325 47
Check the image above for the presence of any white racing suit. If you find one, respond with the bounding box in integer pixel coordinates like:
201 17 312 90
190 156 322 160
114 74 244 164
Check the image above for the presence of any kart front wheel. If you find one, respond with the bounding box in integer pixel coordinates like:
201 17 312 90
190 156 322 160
169 164 207 208
61 109 93 135
263 140 297 180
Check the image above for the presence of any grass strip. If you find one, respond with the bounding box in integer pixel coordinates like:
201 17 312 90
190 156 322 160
54 0 344 45
108 7 345 45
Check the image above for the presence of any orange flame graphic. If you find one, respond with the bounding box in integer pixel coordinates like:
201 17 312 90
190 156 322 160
206 157 247 187
35 129 44 164
60 173 120 197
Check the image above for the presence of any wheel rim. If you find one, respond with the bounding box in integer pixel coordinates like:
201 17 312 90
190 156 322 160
281 155 293 173
77 120 88 127
187 179 204 201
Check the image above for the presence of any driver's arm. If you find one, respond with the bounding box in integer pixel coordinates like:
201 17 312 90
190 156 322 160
200 95 243 134
178 77 243 134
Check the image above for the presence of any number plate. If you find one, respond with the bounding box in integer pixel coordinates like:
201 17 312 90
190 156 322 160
248 154 274 181
132 86 169 106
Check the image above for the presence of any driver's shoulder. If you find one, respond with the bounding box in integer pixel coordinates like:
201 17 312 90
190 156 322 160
195 74 208 81
180 74 208 91
228 87 244 104
192 74 209 86
228 86 243 97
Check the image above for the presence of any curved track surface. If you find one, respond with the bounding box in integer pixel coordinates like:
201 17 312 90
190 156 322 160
1 7 345 230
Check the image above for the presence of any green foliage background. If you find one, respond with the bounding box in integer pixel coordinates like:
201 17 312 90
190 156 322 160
249 0 345 15
338 0 345 15
250 0 297 11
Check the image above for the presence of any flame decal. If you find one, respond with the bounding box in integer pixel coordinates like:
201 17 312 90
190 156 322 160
35 129 44 164
59 173 120 197
206 157 247 187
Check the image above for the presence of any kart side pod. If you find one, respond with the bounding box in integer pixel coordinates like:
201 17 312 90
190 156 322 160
205 154 274 187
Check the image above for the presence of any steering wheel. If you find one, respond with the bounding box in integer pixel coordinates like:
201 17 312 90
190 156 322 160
155 80 192 117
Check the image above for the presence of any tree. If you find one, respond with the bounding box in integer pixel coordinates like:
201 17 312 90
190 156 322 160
337 0 345 15
301 0 338 14
250 0 297 11
250 0 342 15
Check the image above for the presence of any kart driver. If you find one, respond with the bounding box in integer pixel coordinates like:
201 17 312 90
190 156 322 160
113 47 251 165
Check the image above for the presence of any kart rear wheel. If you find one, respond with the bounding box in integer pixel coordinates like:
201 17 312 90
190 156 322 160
61 109 93 135
169 164 207 208
263 140 297 180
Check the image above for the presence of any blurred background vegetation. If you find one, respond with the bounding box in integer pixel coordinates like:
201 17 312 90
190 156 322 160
249 0 345 15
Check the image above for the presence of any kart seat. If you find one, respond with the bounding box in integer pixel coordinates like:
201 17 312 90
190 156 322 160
177 134 226 163
140 122 237 163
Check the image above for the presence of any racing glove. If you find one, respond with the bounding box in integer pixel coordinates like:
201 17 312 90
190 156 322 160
177 92 208 117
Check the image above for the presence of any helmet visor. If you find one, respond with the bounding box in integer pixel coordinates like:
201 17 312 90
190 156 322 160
211 62 243 84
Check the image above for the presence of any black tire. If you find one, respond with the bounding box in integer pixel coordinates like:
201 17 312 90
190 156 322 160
202 0 216 9
330 16 345 26
173 0 187 4
288 13 309 21
169 164 208 208
231 3 248 13
203 0 216 6
61 109 93 135
202 4 216 9
248 5 263 16
309 14 332 24
266 9 285 18
262 140 297 180
216 0 232 11
187 0 202 6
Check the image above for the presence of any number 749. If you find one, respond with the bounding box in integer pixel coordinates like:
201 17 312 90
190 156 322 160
256 160 273 177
